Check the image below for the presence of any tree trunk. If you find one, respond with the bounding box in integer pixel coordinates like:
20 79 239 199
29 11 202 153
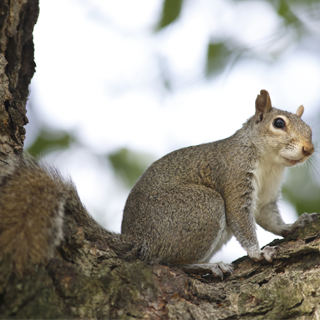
1 1 320 319
0 0 38 168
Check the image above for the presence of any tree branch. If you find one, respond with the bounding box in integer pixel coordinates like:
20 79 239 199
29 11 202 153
1 1 320 319
2 203 320 319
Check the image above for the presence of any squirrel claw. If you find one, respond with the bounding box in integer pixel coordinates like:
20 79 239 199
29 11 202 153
261 246 280 262
291 212 320 231
249 245 280 263
282 213 319 237
310 213 320 221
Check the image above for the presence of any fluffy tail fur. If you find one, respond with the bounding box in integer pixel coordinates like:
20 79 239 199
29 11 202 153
0 156 134 277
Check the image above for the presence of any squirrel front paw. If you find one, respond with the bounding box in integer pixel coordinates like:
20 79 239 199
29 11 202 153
282 212 320 237
248 246 280 263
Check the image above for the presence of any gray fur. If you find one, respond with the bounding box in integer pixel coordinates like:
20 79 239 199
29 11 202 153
122 90 316 274
1 90 316 278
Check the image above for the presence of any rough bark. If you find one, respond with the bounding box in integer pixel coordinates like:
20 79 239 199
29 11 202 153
0 0 38 168
2 208 320 319
1 1 320 319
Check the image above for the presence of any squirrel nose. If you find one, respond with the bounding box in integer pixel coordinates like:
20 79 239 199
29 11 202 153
302 144 314 156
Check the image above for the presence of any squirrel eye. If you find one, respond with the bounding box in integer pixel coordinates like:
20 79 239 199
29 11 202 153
273 118 286 129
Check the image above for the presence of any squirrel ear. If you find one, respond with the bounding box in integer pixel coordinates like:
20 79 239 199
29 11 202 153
255 90 272 120
295 105 304 118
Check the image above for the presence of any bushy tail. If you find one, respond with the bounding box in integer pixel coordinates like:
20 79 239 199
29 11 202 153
0 157 66 276
0 156 135 277
63 181 136 258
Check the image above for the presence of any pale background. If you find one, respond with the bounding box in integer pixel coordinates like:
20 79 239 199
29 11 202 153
25 0 320 263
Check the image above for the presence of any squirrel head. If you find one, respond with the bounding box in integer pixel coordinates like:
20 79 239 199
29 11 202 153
250 89 314 167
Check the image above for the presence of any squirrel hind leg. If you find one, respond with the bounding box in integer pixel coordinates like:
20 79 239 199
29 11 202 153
180 262 233 279
124 186 228 266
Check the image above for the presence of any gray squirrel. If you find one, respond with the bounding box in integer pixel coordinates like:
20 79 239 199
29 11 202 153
0 89 317 278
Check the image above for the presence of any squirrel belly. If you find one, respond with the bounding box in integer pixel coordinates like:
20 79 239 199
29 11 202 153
251 156 286 233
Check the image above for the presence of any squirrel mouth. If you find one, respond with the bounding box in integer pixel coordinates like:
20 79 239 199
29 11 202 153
283 157 302 165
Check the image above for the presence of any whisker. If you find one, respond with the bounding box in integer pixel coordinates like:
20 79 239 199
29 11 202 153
311 121 320 129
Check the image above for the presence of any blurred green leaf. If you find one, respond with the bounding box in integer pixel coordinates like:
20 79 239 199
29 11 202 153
156 0 183 30
108 148 152 188
282 160 320 215
277 0 301 26
206 42 233 76
26 129 75 156
282 188 320 216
